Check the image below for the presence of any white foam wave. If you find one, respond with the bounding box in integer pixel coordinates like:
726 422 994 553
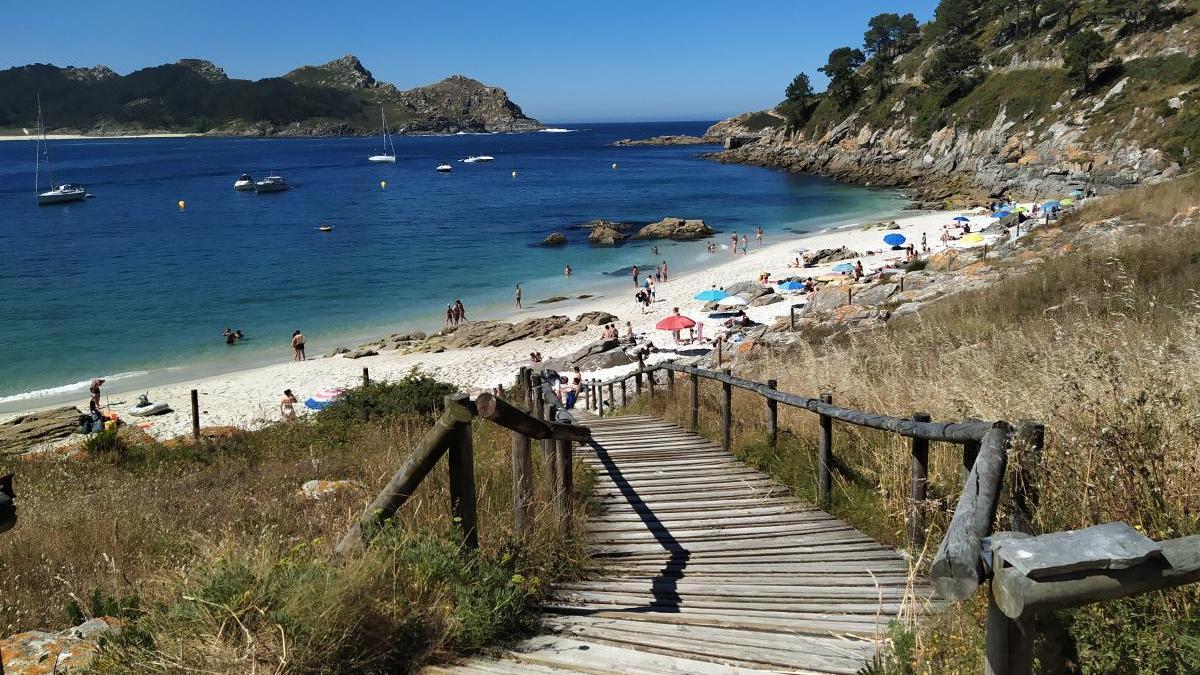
539 128 576 133
0 370 150 404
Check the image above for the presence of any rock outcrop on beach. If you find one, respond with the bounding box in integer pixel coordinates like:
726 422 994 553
634 217 715 241
0 55 542 137
587 221 627 245
541 232 567 246
704 9 1198 205
543 339 635 372
611 135 715 147
0 407 81 455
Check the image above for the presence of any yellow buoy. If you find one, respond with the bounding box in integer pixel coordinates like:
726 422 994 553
512 170 517 178
380 180 387 189
612 163 618 170
177 200 186 210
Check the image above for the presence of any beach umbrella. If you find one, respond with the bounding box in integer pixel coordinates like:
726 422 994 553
777 280 806 292
883 233 906 246
1042 200 1061 209
1071 189 1085 197
694 288 727 302
832 262 855 273
1061 198 1075 206
1014 206 1029 213
960 233 986 245
716 295 749 308
991 210 1011 218
953 216 971 222
304 388 345 411
656 315 696 331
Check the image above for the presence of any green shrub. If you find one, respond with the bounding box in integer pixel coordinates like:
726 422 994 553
318 370 456 423
83 428 129 456
66 588 141 625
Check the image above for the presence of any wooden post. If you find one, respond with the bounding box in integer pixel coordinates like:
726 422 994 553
848 286 854 304
721 368 732 450
531 374 544 420
635 355 645 394
909 412 931 550
790 305 797 330
556 438 573 532
963 438 981 482
689 370 700 431
594 381 603 416
608 383 615 409
900 275 905 292
583 381 590 410
620 379 627 406
543 402 559 489
190 389 200 440
511 429 532 539
648 368 656 398
362 367 370 387
817 393 833 511
666 368 675 396
521 367 533 410
986 582 1033 675
446 416 479 549
1009 420 1046 534
766 379 778 448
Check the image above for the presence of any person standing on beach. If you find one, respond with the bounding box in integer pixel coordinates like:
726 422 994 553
647 276 656 302
454 299 467 324
731 232 738 255
445 304 454 326
741 234 749 255
291 330 306 361
89 378 105 409
921 232 929 253
632 265 639 287
756 226 763 246
853 260 864 281
514 284 523 310
661 260 668 281
280 389 298 421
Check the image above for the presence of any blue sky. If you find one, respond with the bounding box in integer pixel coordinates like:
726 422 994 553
0 0 939 123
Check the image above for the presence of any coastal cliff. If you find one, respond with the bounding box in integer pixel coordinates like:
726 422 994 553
0 55 541 137
700 4 1198 206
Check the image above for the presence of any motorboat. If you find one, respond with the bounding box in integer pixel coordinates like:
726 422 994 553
318 224 334 232
33 96 88 206
436 164 452 172
461 155 494 163
233 173 255 190
37 184 88 205
368 106 398 163
255 174 289 192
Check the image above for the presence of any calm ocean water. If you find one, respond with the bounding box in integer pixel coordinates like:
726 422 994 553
0 122 908 408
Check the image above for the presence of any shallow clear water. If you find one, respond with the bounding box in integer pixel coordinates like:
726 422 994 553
0 122 908 407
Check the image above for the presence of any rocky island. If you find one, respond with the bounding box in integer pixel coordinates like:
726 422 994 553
0 55 542 137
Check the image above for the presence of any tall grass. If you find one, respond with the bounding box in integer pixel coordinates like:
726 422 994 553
632 183 1200 672
0 384 588 672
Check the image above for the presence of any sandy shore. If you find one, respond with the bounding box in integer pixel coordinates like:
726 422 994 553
0 133 198 142
6 207 1005 441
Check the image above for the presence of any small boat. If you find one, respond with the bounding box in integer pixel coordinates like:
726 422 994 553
33 96 88 206
255 174 289 192
233 173 255 190
128 394 170 417
368 106 398 163
318 224 334 232
461 155 494 163
436 164 452 172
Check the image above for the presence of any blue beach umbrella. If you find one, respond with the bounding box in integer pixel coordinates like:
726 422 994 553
305 387 345 410
1042 200 1061 209
883 233 906 246
953 216 971 222
778 280 806 291
694 288 727 302
1070 189 1085 197
832 262 855 273
991 210 1011 218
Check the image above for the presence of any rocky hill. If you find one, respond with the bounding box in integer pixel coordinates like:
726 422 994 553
0 55 541 137
703 1 1199 207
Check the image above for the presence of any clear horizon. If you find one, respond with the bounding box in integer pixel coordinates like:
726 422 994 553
0 0 938 123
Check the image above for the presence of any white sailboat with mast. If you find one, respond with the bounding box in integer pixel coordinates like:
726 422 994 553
33 95 88 206
367 106 397 163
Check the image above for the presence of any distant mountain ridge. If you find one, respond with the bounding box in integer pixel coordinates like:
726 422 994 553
0 54 542 137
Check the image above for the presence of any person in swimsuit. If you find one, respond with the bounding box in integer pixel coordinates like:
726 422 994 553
280 389 298 420
565 265 572 277
291 330 306 361
631 265 639 287
514 284 523 309
454 299 467 323
731 232 738 255
89 378 104 410
756 225 763 246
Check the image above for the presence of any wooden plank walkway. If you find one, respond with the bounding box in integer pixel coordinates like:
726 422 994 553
428 413 925 674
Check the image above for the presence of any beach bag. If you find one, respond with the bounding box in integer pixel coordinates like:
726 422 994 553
565 390 577 409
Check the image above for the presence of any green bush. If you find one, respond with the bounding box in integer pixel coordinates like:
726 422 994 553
83 428 130 456
318 370 456 423
66 588 141 625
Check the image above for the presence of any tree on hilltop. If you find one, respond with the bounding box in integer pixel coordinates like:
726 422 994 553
924 38 983 99
933 0 979 36
864 12 921 59
785 73 814 104
820 47 866 108
1063 29 1110 89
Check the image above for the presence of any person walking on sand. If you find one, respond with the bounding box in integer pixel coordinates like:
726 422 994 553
280 389 298 421
741 234 749 255
445 304 454 327
89 378 105 409
756 225 763 246
731 232 738 255
647 275 656 302
291 330 306 361
514 284 523 310
632 265 639 287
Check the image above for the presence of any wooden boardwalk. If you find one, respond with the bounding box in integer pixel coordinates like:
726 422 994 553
428 413 924 674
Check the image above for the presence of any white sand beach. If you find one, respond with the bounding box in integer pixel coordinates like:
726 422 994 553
6 207 1014 441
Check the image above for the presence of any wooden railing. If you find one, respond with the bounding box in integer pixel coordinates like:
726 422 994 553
582 358 1200 675
334 382 590 558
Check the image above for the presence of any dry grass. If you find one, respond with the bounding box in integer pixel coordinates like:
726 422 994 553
0 390 589 673
628 182 1200 672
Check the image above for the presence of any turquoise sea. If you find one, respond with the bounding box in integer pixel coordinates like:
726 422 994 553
0 121 909 410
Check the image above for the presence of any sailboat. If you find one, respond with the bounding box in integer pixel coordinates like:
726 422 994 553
367 106 397 163
34 95 87 206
